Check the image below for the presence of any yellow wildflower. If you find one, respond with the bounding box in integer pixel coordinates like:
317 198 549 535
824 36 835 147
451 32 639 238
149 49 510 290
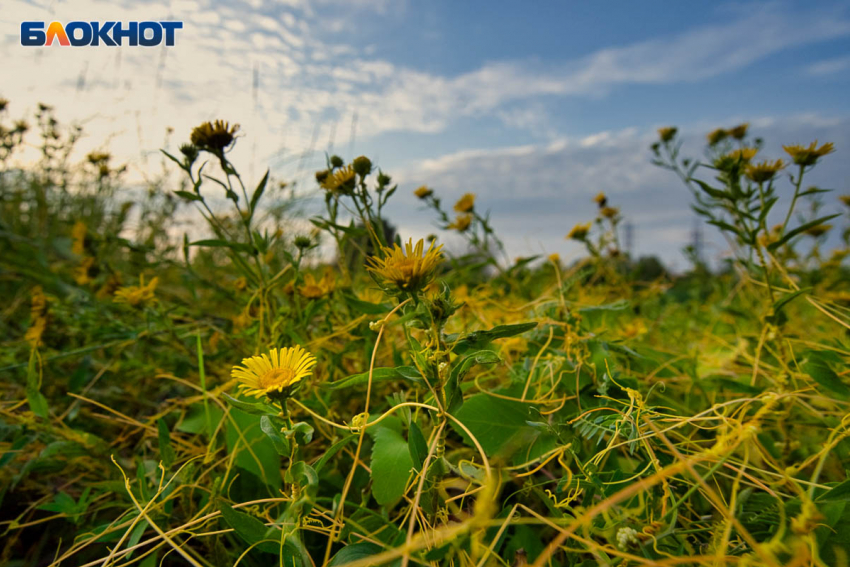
114 275 159 307
414 185 434 199
783 141 835 167
367 238 444 293
728 123 749 140
190 120 239 154
567 222 592 241
593 192 607 207
804 224 832 238
299 269 335 299
839 195 850 207
71 221 87 255
231 345 317 400
745 159 785 183
322 165 356 195
548 253 561 265
453 193 475 213
74 256 96 286
448 214 472 232
600 206 620 219
706 128 728 146
657 127 677 143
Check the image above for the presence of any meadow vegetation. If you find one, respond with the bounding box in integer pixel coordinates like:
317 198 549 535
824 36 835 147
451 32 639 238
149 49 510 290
2 99 850 567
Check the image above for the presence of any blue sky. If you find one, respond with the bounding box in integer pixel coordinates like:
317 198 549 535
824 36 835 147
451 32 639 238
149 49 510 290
4 0 850 266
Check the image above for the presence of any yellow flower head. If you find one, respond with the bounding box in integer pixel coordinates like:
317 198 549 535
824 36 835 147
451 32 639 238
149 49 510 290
839 195 850 208
804 224 832 238
74 256 96 286
728 123 749 140
448 214 472 232
783 141 835 167
567 222 592 241
548 253 561 264
114 275 159 307
658 127 677 143
231 345 317 400
71 221 87 256
27 287 49 348
600 206 620 219
454 193 476 213
727 147 758 162
706 128 728 146
745 159 785 183
367 238 444 292
87 151 111 166
322 165 356 195
594 192 607 206
299 269 335 299
414 185 434 199
190 120 239 153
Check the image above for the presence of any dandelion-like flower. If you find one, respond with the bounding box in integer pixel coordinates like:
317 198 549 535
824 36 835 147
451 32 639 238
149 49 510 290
448 214 472 232
367 238 444 293
567 222 591 241
593 192 607 207
321 165 356 195
114 275 159 307
231 346 317 400
299 270 335 299
745 159 785 183
453 193 475 213
657 127 677 143
414 185 433 199
190 120 239 154
782 141 834 167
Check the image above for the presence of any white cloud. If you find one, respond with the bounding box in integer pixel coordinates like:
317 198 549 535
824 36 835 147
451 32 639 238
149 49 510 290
806 55 850 76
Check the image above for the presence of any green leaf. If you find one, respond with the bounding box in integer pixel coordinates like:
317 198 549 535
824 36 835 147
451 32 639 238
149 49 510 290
772 287 811 316
219 502 280 554
768 214 842 251
222 393 278 416
225 408 281 491
803 351 849 398
447 322 537 354
326 366 423 390
173 190 203 202
408 422 428 471
369 425 414 507
250 169 269 213
156 419 176 469
26 350 48 419
314 435 355 473
260 416 290 456
445 350 501 413
160 149 186 171
285 461 319 518
691 178 729 200
329 542 390 566
342 293 392 315
817 480 850 503
190 239 254 254
290 422 314 445
451 393 530 456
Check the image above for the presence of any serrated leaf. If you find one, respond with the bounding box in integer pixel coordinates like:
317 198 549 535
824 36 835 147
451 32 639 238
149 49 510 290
451 393 530 456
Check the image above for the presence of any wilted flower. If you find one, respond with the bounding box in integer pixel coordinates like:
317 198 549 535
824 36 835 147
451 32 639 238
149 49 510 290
658 127 677 143
707 128 728 146
745 159 785 183
114 275 159 307
567 222 592 241
448 214 472 232
783 141 835 167
367 238 444 293
87 152 110 166
190 120 239 154
414 185 434 199
330 155 344 168
454 193 475 213
231 346 317 401
728 123 749 140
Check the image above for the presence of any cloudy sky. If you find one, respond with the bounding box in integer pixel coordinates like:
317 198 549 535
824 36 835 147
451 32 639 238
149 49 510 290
3 0 850 268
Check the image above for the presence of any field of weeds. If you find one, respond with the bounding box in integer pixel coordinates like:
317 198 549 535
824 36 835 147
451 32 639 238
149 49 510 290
2 102 850 567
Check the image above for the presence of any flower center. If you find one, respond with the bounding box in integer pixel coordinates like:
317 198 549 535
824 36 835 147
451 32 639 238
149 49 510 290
259 367 296 390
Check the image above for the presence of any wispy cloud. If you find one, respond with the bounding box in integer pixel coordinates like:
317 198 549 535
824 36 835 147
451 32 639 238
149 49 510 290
806 55 850 76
